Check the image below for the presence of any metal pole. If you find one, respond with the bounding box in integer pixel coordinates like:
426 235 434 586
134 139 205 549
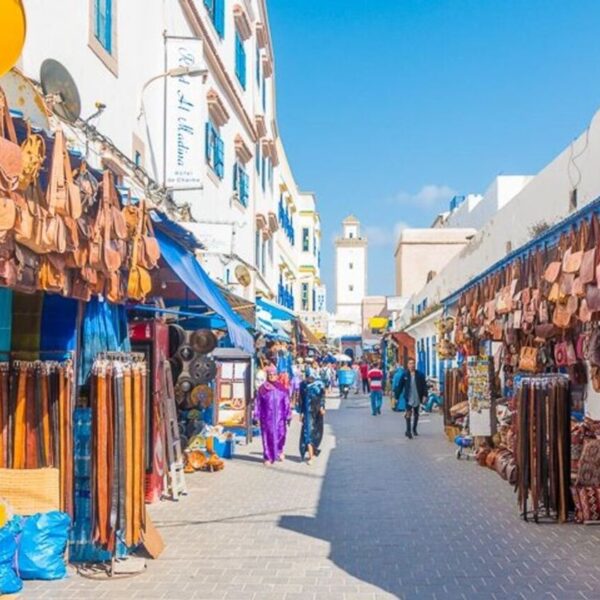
162 29 168 188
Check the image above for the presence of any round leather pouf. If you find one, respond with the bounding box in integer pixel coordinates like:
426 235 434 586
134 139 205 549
190 329 217 355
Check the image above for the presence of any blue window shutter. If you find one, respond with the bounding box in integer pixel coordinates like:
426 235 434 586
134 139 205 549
215 134 224 178
235 33 246 88
233 163 238 191
104 0 112 53
205 122 211 164
214 0 225 38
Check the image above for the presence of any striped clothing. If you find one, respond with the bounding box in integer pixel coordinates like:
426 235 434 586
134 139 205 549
367 368 383 391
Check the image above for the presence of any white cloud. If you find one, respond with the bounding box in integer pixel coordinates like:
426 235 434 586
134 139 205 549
390 184 456 208
363 221 410 247
363 225 394 246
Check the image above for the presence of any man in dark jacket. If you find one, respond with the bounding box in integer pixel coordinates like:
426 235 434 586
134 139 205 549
394 358 427 439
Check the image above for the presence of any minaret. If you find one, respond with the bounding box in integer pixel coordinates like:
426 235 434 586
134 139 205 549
335 215 368 328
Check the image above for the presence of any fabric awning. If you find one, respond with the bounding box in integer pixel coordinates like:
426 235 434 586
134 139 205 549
156 229 254 354
256 297 296 321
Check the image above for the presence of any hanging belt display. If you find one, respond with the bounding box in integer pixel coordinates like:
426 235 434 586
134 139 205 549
515 374 571 523
90 354 146 553
0 358 74 514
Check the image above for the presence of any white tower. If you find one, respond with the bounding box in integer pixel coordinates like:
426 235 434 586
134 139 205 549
335 215 368 327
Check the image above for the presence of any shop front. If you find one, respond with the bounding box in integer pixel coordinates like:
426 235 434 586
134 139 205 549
439 196 600 524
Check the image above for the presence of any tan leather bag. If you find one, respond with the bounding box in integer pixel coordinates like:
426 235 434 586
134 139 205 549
0 88 23 192
100 172 122 272
519 343 538 373
39 253 66 293
127 199 152 301
46 130 82 219
139 202 160 270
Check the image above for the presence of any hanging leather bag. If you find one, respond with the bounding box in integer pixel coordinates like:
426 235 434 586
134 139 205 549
586 284 600 312
127 200 152 301
14 243 39 293
39 253 67 293
519 339 538 373
581 216 597 284
100 172 122 272
47 130 82 219
563 226 583 274
139 203 160 270
0 88 23 193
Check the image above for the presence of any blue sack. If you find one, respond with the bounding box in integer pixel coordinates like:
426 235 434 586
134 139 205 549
17 512 70 580
0 519 22 594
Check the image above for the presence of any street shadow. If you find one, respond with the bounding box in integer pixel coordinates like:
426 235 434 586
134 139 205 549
278 403 414 596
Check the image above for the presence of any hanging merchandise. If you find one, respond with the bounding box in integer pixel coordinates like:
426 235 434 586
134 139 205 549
90 354 147 553
0 88 161 305
515 374 571 523
0 359 74 514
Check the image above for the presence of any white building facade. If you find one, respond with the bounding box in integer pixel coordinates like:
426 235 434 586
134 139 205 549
17 0 324 320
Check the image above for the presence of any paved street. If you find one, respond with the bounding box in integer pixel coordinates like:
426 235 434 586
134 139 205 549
22 392 600 600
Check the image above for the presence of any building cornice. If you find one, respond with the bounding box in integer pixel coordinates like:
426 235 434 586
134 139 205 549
180 0 257 142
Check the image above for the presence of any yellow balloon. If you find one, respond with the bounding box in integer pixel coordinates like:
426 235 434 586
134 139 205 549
0 0 26 77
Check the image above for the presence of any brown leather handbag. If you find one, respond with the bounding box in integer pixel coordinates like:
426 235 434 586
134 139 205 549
46 130 82 219
0 88 23 192
14 243 39 293
586 285 600 312
140 203 160 270
563 226 583 274
581 216 597 284
519 341 538 372
39 253 66 293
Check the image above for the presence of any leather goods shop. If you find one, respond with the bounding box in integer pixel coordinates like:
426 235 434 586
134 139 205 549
439 196 600 524
0 83 256 587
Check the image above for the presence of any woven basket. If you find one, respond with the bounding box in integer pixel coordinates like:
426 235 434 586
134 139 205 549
445 425 461 443
0 467 60 515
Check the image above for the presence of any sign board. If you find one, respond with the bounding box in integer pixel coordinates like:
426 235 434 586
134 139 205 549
165 38 204 189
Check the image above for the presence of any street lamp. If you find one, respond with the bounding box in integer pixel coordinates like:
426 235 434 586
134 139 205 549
137 64 208 120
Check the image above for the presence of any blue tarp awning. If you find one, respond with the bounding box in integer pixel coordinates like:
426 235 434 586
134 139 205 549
256 297 296 322
156 229 255 354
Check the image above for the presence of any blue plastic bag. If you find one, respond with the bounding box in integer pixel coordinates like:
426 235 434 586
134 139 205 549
17 511 70 580
0 519 22 594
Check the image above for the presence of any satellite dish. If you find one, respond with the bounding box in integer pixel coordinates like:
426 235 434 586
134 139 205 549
40 59 81 123
0 1 26 78
235 264 251 287
0 68 51 130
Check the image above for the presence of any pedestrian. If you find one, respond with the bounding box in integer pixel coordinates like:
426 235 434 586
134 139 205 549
359 360 370 394
254 364 292 465
352 362 361 394
291 358 304 411
299 367 326 465
392 363 406 411
367 361 384 416
394 358 427 439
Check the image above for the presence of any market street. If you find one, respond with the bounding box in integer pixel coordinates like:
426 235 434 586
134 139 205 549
19 392 600 600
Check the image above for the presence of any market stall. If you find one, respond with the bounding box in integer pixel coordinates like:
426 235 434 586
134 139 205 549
440 198 600 523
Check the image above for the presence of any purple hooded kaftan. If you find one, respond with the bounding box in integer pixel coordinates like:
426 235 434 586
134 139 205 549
254 380 291 463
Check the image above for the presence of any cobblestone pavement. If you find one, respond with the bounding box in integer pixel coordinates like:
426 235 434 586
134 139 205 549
21 392 600 599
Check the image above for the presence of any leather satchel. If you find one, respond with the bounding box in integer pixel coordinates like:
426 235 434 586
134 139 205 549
14 243 39 293
46 130 82 219
544 260 561 284
519 343 538 373
0 88 23 192
581 220 597 284
0 231 17 287
586 285 600 312
553 301 573 329
39 253 66 293
580 298 592 323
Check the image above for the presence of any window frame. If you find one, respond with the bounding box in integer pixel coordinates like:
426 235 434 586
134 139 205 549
89 0 118 75
204 0 225 39
233 162 249 207
235 31 247 89
302 228 310 252
205 121 224 180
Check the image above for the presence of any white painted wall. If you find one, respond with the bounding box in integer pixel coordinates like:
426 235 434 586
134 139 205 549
18 0 325 320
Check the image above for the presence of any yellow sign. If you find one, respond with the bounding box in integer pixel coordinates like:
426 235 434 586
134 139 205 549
0 1 26 77
369 317 389 332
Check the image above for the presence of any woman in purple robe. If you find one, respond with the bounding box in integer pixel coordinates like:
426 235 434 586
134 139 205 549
254 365 292 465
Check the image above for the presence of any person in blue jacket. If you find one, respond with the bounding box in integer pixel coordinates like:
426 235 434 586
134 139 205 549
391 363 405 411
394 358 427 439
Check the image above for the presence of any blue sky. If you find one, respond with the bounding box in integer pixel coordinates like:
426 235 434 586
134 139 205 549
268 0 600 307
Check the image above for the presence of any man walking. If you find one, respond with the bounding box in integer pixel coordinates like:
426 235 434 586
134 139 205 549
394 358 427 438
367 361 384 416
